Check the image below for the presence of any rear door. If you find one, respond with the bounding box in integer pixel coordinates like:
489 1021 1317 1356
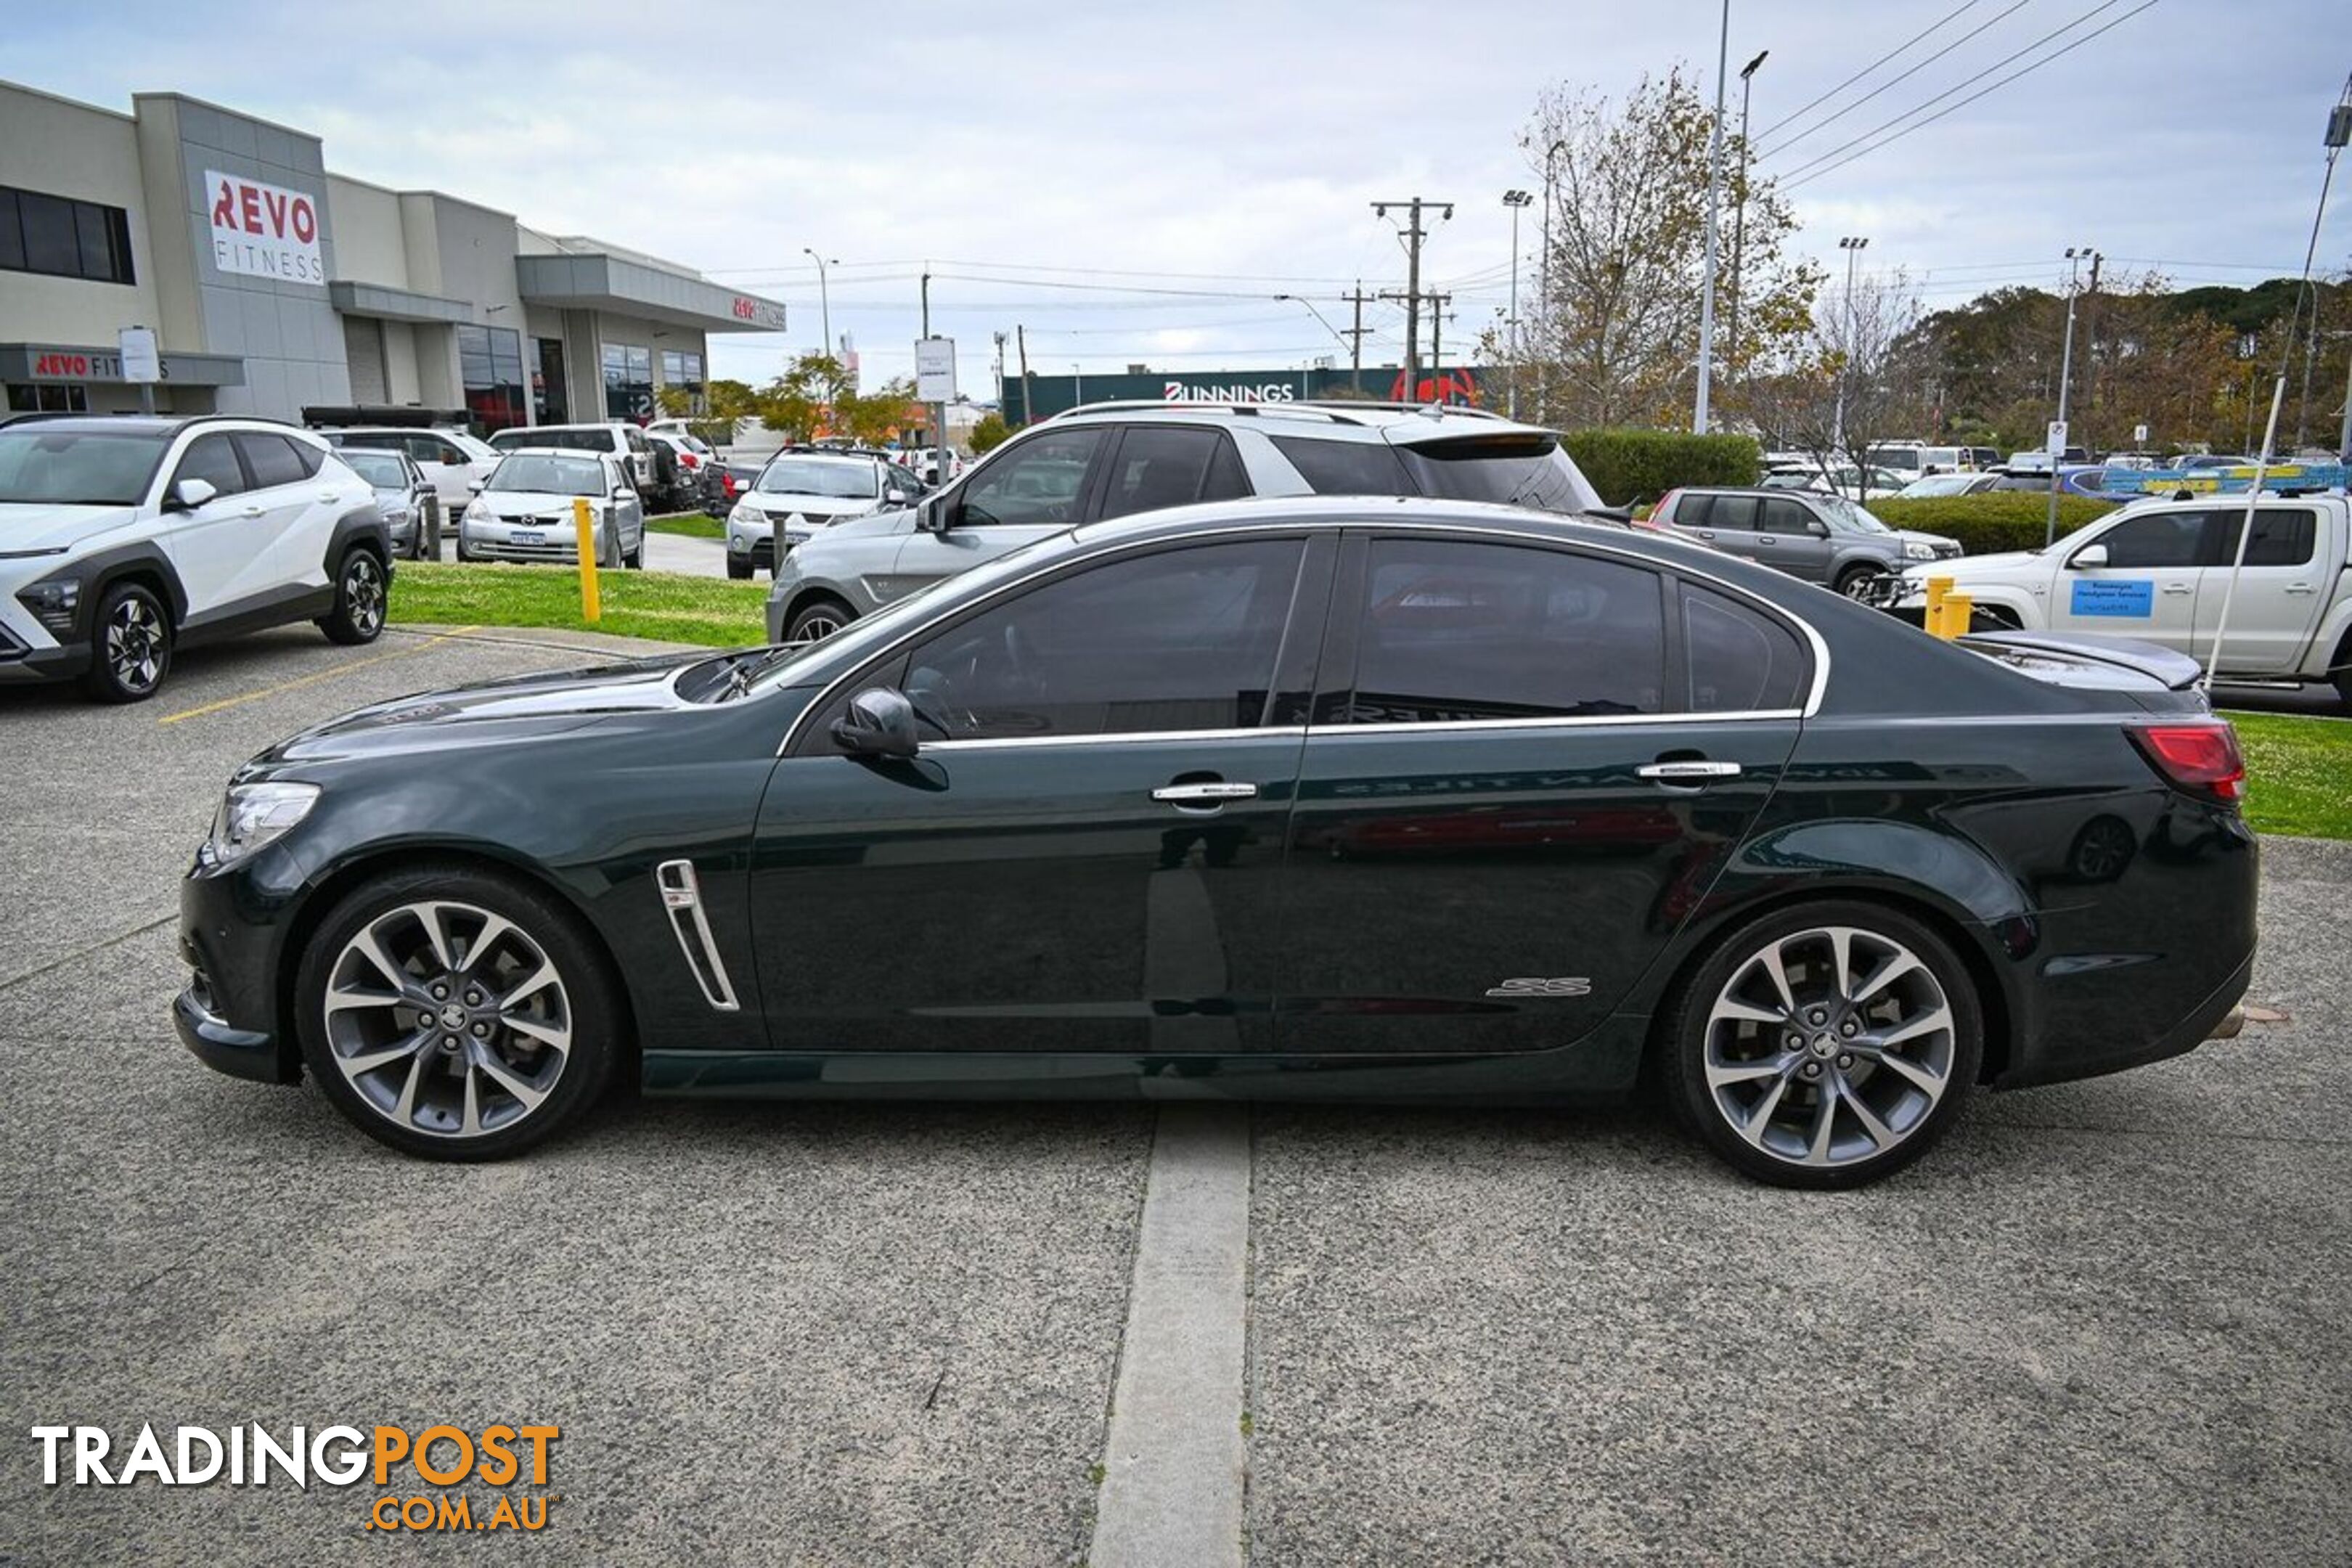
1094 426 1251 520
1694 493 1763 563
1278 531 1808 1056
2195 505 2331 674
2051 508 2208 652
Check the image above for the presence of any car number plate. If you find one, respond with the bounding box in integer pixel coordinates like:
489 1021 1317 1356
511 529 544 544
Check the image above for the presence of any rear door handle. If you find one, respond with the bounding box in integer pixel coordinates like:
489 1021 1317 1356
1153 782 1258 806
1756 535 1777 544
1636 761 1743 783
2284 582 2316 595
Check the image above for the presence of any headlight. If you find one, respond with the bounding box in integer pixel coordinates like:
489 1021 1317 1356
205 782 319 867
728 502 761 526
1903 541 1937 560
16 578 81 637
463 499 489 523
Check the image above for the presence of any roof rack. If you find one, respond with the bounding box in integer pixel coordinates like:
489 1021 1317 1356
1291 400 1516 423
1045 400 1366 425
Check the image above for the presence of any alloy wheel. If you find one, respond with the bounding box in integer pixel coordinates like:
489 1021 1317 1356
1700 925 1955 1169
345 555 386 636
319 900 571 1140
793 610 844 641
105 595 166 694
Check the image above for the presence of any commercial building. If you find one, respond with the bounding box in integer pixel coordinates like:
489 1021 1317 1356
1000 364 1487 424
0 79 786 430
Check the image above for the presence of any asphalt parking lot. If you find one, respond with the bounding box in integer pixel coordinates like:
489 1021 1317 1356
1 626 2347 1566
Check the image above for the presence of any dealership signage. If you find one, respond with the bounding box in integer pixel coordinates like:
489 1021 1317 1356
205 169 324 286
729 295 788 330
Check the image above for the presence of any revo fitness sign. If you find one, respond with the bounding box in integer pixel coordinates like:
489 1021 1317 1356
205 170 324 286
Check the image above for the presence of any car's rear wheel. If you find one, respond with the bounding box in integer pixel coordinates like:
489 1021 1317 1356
81 581 173 703
1661 902 1982 1189
785 596 854 642
1834 563 1884 600
319 548 388 645
295 868 619 1160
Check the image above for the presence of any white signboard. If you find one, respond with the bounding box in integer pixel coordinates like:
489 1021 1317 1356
117 327 160 383
2046 420 2068 456
915 337 957 403
204 169 324 286
2133 423 2149 444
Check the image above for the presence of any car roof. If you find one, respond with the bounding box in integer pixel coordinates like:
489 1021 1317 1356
491 446 610 462
1045 400 1551 445
0 413 289 436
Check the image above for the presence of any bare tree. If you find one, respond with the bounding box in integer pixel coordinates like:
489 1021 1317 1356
1746 268 1927 496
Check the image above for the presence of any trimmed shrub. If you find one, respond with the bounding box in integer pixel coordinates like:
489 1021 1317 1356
1561 429 1760 505
1868 493 2115 556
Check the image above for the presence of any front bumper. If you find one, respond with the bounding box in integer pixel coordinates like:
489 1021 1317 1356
461 521 605 565
174 849 303 1085
0 620 91 683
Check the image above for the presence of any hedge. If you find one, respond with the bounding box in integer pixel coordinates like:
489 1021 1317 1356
1561 429 1760 506
1867 493 2115 555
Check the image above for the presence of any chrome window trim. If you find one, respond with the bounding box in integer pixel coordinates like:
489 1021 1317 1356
776 515 1832 756
1312 709 1804 738
924 725 1307 753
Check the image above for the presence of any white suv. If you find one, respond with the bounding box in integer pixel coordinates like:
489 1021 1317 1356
0 415 391 703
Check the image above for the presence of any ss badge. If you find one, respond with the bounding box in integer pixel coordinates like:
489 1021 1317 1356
1484 976 1593 998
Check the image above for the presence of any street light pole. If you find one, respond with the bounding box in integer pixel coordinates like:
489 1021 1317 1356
1832 236 1866 459
1728 50 1768 393
1275 293 1352 368
2047 245 2089 547
802 248 836 360
1694 0 1731 433
1538 138 1563 422
1502 190 1532 419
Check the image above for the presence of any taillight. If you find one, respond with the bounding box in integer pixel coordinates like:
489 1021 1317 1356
679 452 700 467
2129 722 2246 804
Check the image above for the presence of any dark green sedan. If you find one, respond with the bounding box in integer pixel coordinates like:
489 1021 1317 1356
176 497 2256 1188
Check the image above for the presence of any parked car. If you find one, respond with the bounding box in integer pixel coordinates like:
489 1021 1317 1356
702 460 764 520
1650 486 1961 597
486 422 657 493
322 425 498 515
1866 443 1977 478
725 452 926 580
336 447 433 558
1761 462 1906 502
173 494 2257 1188
1895 472 2001 499
457 450 645 568
1881 492 2352 705
766 401 1606 642
0 415 390 702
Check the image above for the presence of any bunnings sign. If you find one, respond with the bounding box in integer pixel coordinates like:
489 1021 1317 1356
1000 365 1483 423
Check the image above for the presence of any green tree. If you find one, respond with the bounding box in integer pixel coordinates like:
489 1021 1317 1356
969 412 1011 454
657 377 760 447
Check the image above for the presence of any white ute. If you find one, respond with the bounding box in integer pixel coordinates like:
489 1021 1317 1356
1887 493 2352 704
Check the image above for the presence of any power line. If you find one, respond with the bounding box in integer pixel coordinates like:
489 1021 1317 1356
1754 0 2035 161
1779 0 2160 191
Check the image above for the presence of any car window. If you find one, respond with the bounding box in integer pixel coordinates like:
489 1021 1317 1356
1684 585 1808 712
1342 540 1667 724
172 433 247 498
955 428 1105 528
0 427 171 505
232 433 309 490
1270 435 1413 496
1670 493 1712 526
1705 495 1760 531
343 450 409 488
901 537 1306 740
1200 436 1249 503
1759 497 1816 534
2095 511 2209 568
1098 427 1236 520
1395 433 1591 512
2213 508 2317 568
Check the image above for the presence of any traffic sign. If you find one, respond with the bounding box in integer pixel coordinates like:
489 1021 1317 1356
2046 420 2068 455
915 338 957 404
118 327 160 384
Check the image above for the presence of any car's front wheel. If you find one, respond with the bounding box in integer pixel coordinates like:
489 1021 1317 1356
1834 563 1884 600
81 580 173 703
1661 902 1983 1189
319 548 388 645
294 867 620 1160
785 596 854 642
726 556 752 581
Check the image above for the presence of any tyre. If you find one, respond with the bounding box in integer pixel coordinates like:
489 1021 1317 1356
785 597 854 642
1834 563 1884 600
624 534 644 570
1659 901 1983 1189
293 866 621 1161
81 580 173 703
2332 663 2352 714
725 556 752 581
319 547 388 645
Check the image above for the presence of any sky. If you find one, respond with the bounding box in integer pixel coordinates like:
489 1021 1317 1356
9 0 2348 399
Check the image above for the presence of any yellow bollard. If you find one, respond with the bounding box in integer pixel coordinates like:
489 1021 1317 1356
572 497 601 624
1941 591 1973 638
1922 575 1955 639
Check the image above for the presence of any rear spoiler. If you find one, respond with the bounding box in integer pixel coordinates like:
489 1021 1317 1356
1956 629 2205 691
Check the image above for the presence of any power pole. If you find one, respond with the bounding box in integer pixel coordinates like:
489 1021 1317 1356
1728 51 1768 394
1373 197 1450 401
1343 280 1373 395
2048 245 2091 547
2080 250 2103 450
1016 323 1034 427
1503 191 1532 417
1426 293 1454 399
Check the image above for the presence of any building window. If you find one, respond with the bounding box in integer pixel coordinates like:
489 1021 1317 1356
457 323 526 433
530 338 568 424
659 348 705 413
603 343 653 422
7 384 91 413
0 186 135 285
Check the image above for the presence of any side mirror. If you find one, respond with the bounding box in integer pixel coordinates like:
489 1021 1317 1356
884 488 910 506
467 478 486 494
1805 518 1831 538
2070 543 2110 569
169 477 218 511
612 485 632 499
915 499 947 534
830 687 920 759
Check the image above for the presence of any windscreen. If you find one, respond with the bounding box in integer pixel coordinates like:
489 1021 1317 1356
343 451 408 488
1393 433 1598 513
0 428 169 507
757 460 878 499
489 454 605 497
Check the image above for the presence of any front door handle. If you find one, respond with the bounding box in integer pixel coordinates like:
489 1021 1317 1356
240 505 264 518
1636 761 1743 783
1153 782 1258 807
1757 535 1778 544
2284 582 2316 595
2161 582 2193 595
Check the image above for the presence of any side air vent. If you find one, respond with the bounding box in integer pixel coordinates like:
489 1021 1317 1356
654 859 740 1012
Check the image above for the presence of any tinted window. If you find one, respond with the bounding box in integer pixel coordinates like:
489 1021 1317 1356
0 191 20 271
1685 586 1807 712
1706 494 1761 531
1395 435 1589 512
1270 435 1412 496
18 191 78 274
173 434 246 498
1759 497 1817 534
1200 434 1250 502
2095 512 2208 568
1098 427 1230 520
902 539 1305 740
234 433 309 489
2214 508 2317 568
1670 493 1712 526
955 428 1104 527
1344 540 1667 724
343 450 409 487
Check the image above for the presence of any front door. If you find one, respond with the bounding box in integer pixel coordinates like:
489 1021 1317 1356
1752 496 1834 582
892 425 1112 597
155 432 278 616
1279 533 1806 1056
2050 508 2207 652
751 533 1329 1056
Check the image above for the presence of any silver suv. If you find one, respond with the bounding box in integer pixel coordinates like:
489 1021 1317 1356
1649 486 1961 598
763 401 1604 642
